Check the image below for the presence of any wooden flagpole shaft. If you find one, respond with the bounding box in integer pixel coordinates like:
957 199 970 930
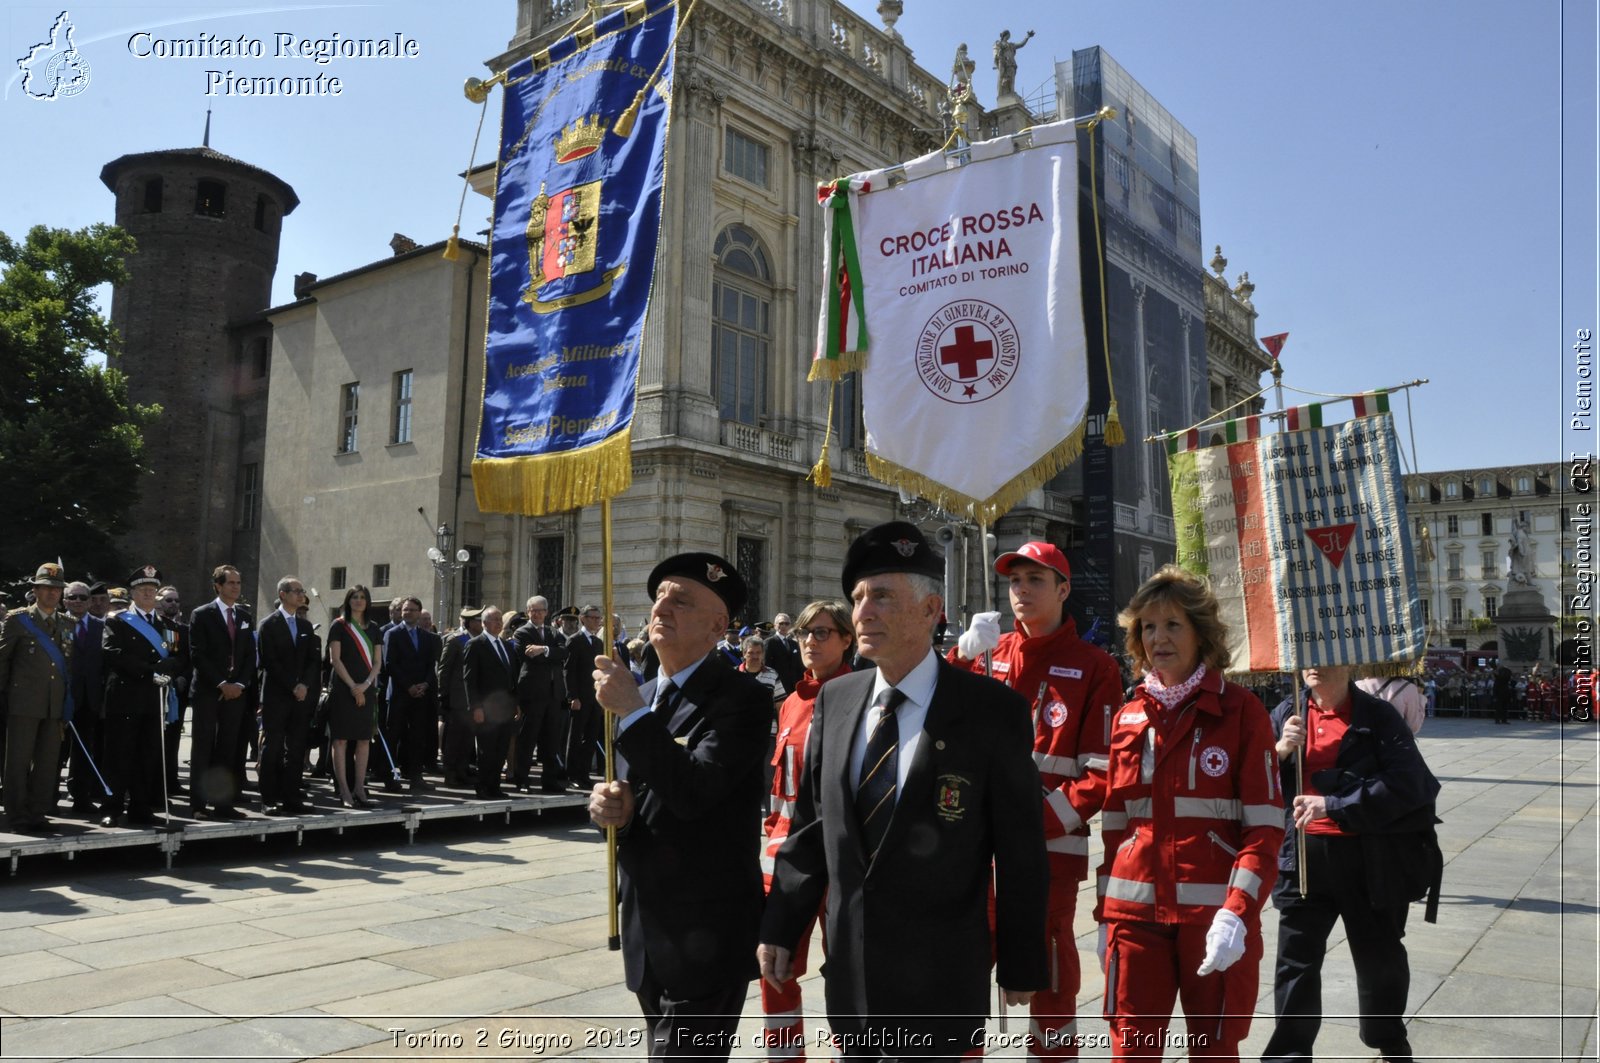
1292 669 1307 895
1263 350 1308 894
602 498 621 951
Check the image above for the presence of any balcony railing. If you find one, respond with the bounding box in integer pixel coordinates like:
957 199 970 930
722 421 797 463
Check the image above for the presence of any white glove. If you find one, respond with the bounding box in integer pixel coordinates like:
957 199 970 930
1096 923 1108 972
1197 908 1246 975
958 611 1002 660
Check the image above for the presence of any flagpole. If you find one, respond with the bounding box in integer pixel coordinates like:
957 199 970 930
1268 354 1310 895
601 497 622 951
978 518 1007 1033
1292 669 1307 894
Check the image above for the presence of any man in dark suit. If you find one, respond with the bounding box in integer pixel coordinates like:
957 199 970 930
511 595 569 793
436 607 483 787
563 604 607 790
187 564 254 819
63 580 107 816
382 596 442 794
462 605 518 799
589 553 770 1061
758 522 1050 1060
100 566 189 828
764 613 804 695
256 576 321 814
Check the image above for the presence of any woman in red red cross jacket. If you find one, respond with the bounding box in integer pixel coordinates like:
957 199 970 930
1093 566 1284 1060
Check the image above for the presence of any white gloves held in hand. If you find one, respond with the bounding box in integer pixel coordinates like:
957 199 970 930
1096 923 1108 972
1197 908 1247 975
958 611 1002 660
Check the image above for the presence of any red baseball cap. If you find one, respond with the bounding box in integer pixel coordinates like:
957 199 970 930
994 541 1071 581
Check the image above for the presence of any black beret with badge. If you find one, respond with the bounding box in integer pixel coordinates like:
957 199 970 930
647 552 747 619
840 520 944 596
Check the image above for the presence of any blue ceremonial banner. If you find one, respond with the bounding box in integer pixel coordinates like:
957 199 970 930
473 0 676 515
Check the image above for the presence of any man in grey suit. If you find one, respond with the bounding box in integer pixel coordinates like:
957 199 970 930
759 521 1049 1060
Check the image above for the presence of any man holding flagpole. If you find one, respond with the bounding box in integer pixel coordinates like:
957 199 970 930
589 553 769 1061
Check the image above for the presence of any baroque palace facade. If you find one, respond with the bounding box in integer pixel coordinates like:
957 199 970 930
107 0 1270 627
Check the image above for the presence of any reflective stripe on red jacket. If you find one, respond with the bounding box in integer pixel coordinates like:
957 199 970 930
762 662 852 886
1093 669 1283 926
948 617 1120 882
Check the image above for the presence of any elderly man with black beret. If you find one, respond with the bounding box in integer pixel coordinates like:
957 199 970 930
589 552 771 1061
759 521 1050 1061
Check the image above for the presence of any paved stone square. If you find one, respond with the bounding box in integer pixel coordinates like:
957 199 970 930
0 716 1594 1061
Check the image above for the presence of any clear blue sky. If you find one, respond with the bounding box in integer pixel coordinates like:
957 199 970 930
3 0 1593 473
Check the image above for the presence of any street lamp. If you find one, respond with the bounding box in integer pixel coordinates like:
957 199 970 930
427 522 471 625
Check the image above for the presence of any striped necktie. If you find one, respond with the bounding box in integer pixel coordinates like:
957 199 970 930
855 687 906 861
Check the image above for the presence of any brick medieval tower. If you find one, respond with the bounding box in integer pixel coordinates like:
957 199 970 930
100 141 297 604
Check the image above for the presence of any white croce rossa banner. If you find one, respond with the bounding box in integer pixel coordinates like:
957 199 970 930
815 121 1088 517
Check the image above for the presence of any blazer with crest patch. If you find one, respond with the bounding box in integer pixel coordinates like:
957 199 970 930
761 656 1050 1027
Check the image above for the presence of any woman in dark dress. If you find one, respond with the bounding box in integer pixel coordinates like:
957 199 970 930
327 585 383 807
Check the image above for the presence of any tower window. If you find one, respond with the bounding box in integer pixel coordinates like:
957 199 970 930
143 177 164 213
195 179 226 217
254 194 269 232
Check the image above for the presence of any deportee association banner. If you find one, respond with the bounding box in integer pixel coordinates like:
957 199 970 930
811 120 1088 518
472 0 675 516
1168 407 1426 673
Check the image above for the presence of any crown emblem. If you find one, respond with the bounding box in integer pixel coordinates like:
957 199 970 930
705 563 726 583
554 114 608 163
142 566 157 577
891 539 917 557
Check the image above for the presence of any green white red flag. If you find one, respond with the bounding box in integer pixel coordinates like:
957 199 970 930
1168 411 1425 673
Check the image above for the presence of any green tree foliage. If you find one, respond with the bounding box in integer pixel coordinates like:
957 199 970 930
0 224 160 587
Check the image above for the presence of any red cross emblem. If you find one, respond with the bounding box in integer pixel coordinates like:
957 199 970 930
915 300 1020 405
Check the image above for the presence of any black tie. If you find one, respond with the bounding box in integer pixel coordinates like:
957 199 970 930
855 687 906 861
652 680 680 723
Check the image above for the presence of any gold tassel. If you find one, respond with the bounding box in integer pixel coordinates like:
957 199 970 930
442 224 462 262
808 442 833 488
1103 398 1126 446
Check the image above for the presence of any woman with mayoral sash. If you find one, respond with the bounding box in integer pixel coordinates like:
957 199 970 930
327 585 383 808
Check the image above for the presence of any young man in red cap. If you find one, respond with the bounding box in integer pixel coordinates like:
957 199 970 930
949 541 1121 1060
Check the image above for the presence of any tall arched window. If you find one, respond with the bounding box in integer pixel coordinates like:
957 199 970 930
712 226 772 426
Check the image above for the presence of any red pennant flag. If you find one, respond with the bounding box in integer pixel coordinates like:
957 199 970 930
1260 332 1288 360
1305 523 1358 568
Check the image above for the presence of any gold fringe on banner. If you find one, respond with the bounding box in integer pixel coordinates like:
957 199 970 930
807 350 865 383
472 428 634 516
864 420 1086 523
